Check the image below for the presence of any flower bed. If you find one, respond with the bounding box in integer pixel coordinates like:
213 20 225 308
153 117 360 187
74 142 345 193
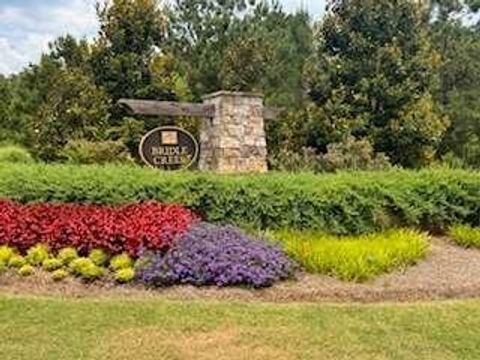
136 223 295 288
0 200 198 256
0 223 294 288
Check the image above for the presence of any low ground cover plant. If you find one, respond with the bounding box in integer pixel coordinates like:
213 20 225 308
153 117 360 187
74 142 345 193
0 245 16 263
271 229 429 282
136 223 295 288
0 244 137 283
0 200 198 256
1 164 479 234
18 265 34 277
448 224 480 248
57 248 79 265
42 258 63 272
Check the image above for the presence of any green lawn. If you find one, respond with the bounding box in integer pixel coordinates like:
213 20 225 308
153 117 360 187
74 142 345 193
0 295 479 360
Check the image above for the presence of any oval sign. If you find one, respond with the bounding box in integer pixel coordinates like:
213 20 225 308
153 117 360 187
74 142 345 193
139 126 199 170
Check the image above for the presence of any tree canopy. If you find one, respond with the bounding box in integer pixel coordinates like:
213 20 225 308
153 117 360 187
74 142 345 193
0 0 479 170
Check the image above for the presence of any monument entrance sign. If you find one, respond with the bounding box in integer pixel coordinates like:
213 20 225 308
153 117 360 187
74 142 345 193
120 91 279 173
139 126 199 170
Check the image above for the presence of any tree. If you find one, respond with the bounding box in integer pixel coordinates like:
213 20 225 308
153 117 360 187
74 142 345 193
0 75 13 143
90 0 172 102
167 0 257 98
49 35 92 70
168 0 311 106
307 0 448 167
221 5 312 106
33 68 111 161
430 1 480 165
5 55 63 148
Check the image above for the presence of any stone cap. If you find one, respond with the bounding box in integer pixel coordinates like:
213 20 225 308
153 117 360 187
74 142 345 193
202 90 264 101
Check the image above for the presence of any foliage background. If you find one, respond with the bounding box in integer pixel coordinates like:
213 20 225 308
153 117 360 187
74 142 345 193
0 0 479 170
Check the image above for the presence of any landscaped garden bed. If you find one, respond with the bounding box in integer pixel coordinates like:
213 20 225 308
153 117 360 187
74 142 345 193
1 164 480 300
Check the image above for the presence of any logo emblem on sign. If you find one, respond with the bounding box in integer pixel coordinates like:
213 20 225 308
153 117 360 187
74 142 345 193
139 126 199 170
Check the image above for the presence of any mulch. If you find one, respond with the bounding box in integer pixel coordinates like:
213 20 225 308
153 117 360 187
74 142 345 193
2 237 480 303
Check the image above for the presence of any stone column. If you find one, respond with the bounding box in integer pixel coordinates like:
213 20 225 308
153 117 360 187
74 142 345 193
199 91 268 173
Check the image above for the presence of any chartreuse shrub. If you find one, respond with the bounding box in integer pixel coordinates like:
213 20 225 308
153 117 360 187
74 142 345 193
26 244 50 266
18 265 35 277
8 255 26 269
137 224 295 288
0 245 16 263
110 253 133 271
51 269 68 282
42 258 63 272
89 249 109 266
1 164 480 233
0 261 6 274
114 268 135 283
69 258 104 281
57 248 79 265
448 224 480 248
272 229 429 282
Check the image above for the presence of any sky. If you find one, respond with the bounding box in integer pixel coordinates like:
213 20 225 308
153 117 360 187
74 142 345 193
0 0 326 75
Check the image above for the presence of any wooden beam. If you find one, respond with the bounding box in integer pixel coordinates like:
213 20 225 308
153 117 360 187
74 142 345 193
119 99 215 118
119 99 282 120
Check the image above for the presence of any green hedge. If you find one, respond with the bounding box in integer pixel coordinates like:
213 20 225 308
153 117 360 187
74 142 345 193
0 163 479 234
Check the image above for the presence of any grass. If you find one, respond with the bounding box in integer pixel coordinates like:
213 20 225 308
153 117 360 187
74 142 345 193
0 295 479 359
448 224 480 248
270 229 429 282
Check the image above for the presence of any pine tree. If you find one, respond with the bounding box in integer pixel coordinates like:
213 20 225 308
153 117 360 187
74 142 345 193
307 0 448 167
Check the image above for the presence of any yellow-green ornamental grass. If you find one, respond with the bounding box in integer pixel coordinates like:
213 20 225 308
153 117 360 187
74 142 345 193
448 224 480 248
272 229 429 282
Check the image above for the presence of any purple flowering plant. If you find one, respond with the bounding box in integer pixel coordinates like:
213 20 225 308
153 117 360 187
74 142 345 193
136 223 295 288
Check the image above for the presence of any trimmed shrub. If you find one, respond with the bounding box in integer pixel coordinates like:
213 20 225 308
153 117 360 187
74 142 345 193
26 244 50 266
136 224 295 288
114 268 135 283
42 258 63 272
89 249 109 266
0 164 479 234
18 265 34 277
69 258 104 281
8 255 26 268
57 248 79 265
110 253 133 271
0 146 34 164
321 137 391 172
448 224 480 248
0 261 6 274
272 229 429 282
0 245 16 263
0 200 198 256
61 140 133 165
52 269 69 282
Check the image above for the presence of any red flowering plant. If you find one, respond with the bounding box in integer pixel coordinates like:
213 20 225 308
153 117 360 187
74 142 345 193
0 200 198 256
